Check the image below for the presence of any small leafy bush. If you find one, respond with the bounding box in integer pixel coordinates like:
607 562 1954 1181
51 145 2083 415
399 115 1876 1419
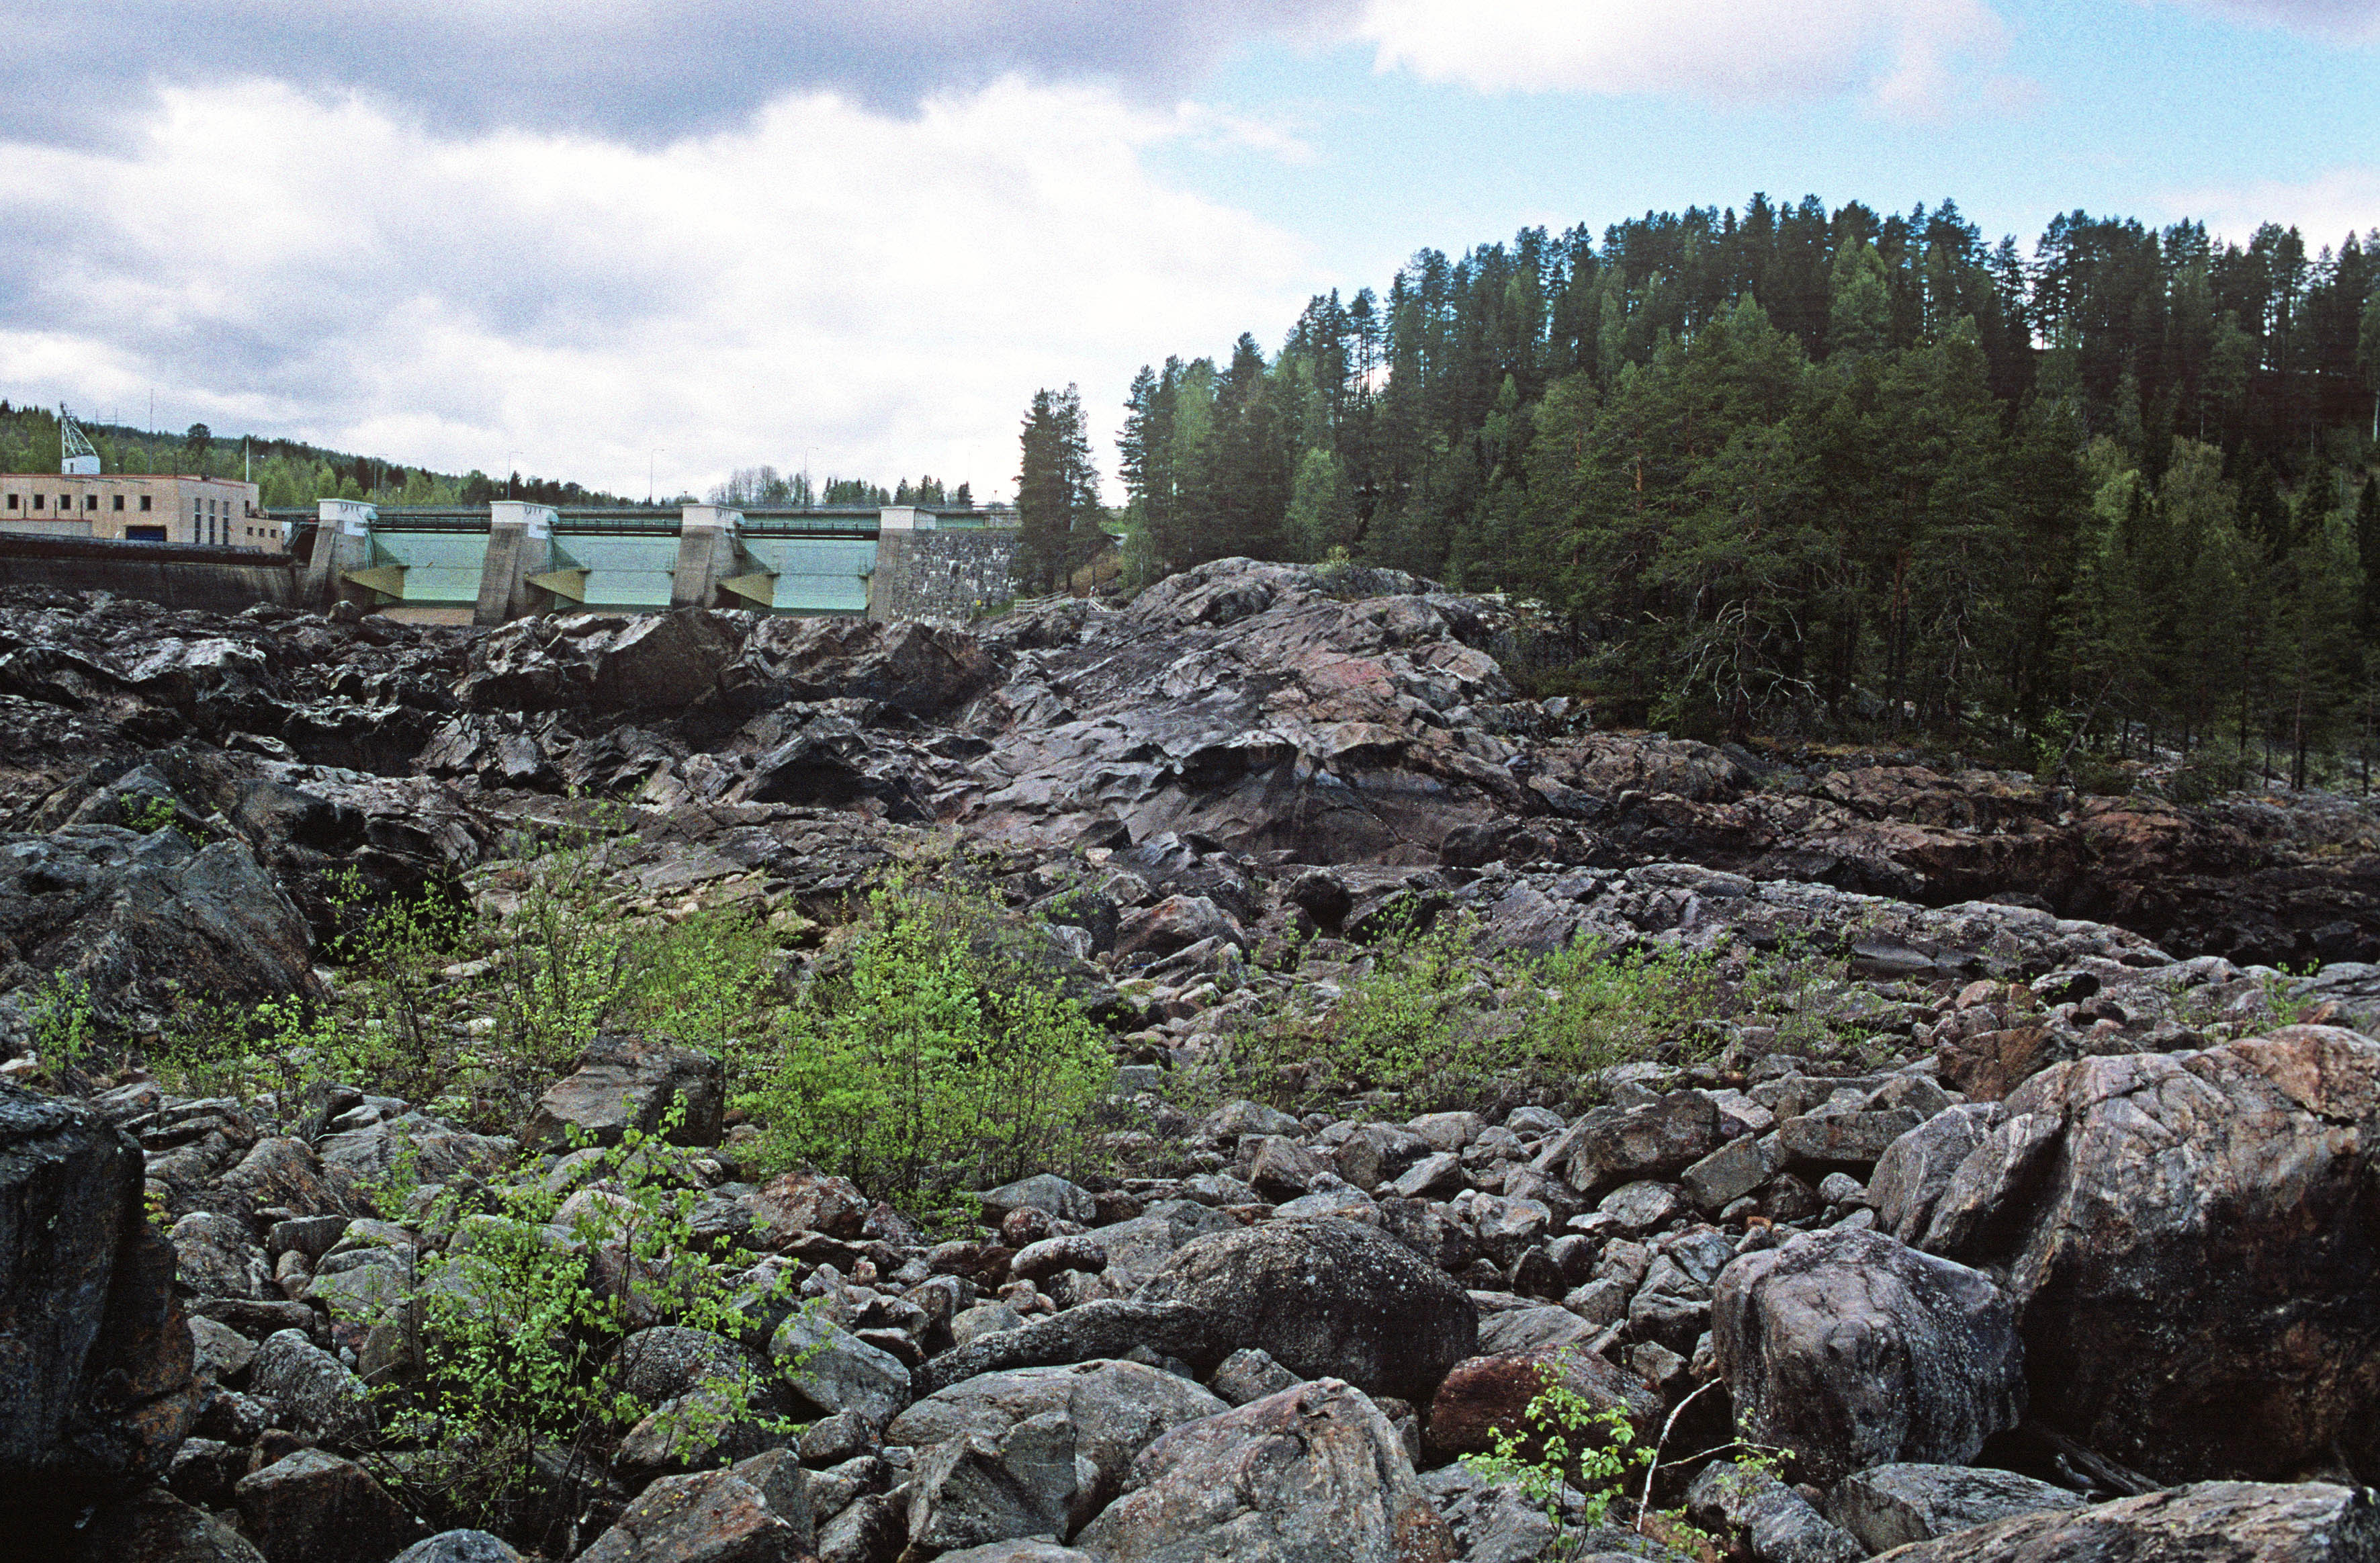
357 1106 796 1550
738 877 1113 1220
22 972 97 1076
1509 936 1728 1083
1460 1355 1654 1544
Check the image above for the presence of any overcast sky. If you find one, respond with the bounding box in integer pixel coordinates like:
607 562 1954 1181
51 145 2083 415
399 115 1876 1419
1 0 2373 501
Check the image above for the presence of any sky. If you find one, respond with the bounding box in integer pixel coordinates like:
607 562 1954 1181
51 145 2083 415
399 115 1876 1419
0 1 2373 504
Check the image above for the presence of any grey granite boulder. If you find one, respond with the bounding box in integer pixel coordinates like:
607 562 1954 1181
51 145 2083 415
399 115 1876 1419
1712 1227 2023 1486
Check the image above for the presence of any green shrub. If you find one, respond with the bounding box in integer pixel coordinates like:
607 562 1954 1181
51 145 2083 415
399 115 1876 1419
614 907 779 1061
121 793 183 836
1316 905 1484 1093
482 823 637 1103
357 1107 795 1549
737 879 1113 1220
21 972 96 1077
1509 936 1728 1084
1460 1355 1653 1542
1292 914 1860 1110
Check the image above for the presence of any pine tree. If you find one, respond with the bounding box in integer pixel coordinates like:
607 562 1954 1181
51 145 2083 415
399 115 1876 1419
1013 387 1105 593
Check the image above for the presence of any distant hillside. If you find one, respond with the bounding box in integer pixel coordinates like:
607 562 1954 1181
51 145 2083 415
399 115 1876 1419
0 401 638 509
1 402 971 515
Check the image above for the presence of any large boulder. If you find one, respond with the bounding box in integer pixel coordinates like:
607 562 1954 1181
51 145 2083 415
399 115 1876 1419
889 1359 1227 1535
0 1083 201 1507
1826 1463 2082 1554
766 1310 910 1425
233 1448 427 1563
1712 1227 2024 1487
522 1034 724 1150
577 1449 814 1563
1871 1480 2379 1562
906 1410 1082 1554
249 1329 375 1449
1072 1378 1456 1563
1904 1028 2380 1482
1545 1092 1727 1194
912 1300 1213 1400
461 611 741 719
1134 1216 1477 1404
1683 1464 1863 1563
67 1484 269 1562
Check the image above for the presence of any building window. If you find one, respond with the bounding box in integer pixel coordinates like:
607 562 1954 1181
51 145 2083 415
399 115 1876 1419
85 495 98 511
140 496 152 511
32 495 43 510
113 495 124 510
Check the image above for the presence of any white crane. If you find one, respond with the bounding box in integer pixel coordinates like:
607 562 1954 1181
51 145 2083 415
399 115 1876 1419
58 405 99 475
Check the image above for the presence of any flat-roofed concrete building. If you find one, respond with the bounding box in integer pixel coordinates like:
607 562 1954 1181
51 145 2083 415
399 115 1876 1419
0 473 274 550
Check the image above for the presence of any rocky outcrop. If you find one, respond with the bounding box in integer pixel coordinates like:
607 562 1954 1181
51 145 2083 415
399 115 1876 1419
0 825 320 1042
1826 1463 2082 1553
232 1448 427 1563
576 1449 813 1563
888 1359 1227 1536
0 1082 200 1510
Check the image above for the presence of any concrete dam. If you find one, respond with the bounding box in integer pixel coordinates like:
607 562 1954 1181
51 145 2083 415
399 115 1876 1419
0 498 1022 625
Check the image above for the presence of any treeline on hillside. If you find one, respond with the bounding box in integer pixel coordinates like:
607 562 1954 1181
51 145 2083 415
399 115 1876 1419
0 403 635 509
1109 197 2380 784
706 465 974 508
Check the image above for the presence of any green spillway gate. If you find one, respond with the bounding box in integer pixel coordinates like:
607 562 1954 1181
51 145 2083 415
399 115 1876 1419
268 504 983 620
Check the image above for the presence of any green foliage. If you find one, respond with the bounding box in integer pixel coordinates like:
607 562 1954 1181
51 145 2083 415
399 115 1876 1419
120 794 183 836
612 907 777 1058
1460 1355 1655 1544
21 972 96 1075
322 870 472 1109
1295 910 1819 1109
1318 905 1486 1093
738 877 1114 1220
359 1106 797 1547
152 816 783 1133
485 823 638 1098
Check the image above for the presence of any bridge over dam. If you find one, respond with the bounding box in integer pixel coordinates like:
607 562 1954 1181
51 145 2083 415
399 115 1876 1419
0 498 1022 625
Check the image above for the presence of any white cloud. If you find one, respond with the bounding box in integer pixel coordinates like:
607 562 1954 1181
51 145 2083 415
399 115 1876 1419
1355 0 2021 116
2164 167 2380 247
0 1 1360 150
0 81 1321 501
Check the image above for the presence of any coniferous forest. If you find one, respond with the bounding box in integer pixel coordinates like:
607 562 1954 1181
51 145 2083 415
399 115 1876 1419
1104 197 2380 785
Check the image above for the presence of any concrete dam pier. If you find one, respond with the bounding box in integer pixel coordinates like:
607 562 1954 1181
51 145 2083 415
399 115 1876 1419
1 498 1020 625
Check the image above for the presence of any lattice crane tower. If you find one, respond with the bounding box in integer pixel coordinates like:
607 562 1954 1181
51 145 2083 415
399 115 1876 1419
58 405 100 475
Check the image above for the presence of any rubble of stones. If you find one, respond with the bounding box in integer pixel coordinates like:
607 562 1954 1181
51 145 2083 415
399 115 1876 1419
1 560 2378 1562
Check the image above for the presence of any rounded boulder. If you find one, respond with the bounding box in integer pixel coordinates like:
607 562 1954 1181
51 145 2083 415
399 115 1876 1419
1138 1216 1477 1404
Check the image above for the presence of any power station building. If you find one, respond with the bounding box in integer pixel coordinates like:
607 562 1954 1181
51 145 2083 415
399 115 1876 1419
0 408 273 551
